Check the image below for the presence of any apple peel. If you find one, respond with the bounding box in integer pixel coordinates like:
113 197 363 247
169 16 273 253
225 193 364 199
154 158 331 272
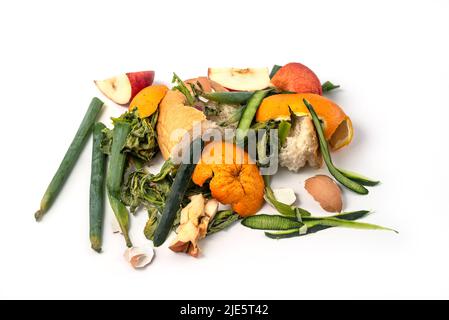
208 68 271 91
94 71 154 105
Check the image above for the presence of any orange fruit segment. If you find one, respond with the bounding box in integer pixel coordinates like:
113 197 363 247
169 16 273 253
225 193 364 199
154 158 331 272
255 93 353 150
129 84 168 118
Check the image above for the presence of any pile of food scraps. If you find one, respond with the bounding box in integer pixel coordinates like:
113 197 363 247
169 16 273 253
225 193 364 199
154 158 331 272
34 63 396 268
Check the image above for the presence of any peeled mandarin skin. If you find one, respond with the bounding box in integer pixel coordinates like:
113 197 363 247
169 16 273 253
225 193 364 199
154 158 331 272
129 84 168 118
192 141 265 217
271 62 322 95
255 93 350 142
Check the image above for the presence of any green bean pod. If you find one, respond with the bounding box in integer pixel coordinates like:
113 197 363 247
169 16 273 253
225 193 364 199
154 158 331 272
236 89 271 142
89 122 107 253
35 97 104 221
202 91 254 105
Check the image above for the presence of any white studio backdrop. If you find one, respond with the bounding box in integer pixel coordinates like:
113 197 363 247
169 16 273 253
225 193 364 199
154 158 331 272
0 0 448 299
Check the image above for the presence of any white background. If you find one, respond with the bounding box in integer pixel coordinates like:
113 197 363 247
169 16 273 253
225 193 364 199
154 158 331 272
0 0 448 300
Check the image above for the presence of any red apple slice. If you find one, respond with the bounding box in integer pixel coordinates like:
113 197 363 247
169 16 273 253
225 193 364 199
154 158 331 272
94 71 155 105
208 68 271 91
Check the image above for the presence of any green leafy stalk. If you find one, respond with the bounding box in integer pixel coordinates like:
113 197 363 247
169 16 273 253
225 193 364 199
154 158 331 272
264 185 311 218
172 72 195 106
304 98 369 195
207 210 240 236
303 217 398 233
264 186 296 218
321 81 340 93
35 97 104 221
107 121 133 247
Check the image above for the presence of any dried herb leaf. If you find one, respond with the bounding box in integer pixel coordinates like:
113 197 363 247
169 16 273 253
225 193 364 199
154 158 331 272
143 207 159 241
101 109 159 163
207 210 240 236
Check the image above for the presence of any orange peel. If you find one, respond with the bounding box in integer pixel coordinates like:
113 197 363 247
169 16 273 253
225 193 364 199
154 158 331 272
192 141 265 217
129 84 168 118
255 93 353 150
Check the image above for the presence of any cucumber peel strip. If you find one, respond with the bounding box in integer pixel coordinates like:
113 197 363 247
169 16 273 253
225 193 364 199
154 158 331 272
264 210 397 239
241 214 304 231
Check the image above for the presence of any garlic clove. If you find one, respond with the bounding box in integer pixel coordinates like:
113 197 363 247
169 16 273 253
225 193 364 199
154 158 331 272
124 247 154 269
272 188 297 205
304 175 343 212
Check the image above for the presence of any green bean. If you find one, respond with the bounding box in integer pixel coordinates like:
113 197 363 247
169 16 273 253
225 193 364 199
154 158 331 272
89 123 107 252
202 91 254 105
35 97 104 221
236 89 271 142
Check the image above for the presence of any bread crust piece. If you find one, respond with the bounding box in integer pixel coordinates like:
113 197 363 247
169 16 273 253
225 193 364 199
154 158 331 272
279 116 322 172
157 90 206 160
